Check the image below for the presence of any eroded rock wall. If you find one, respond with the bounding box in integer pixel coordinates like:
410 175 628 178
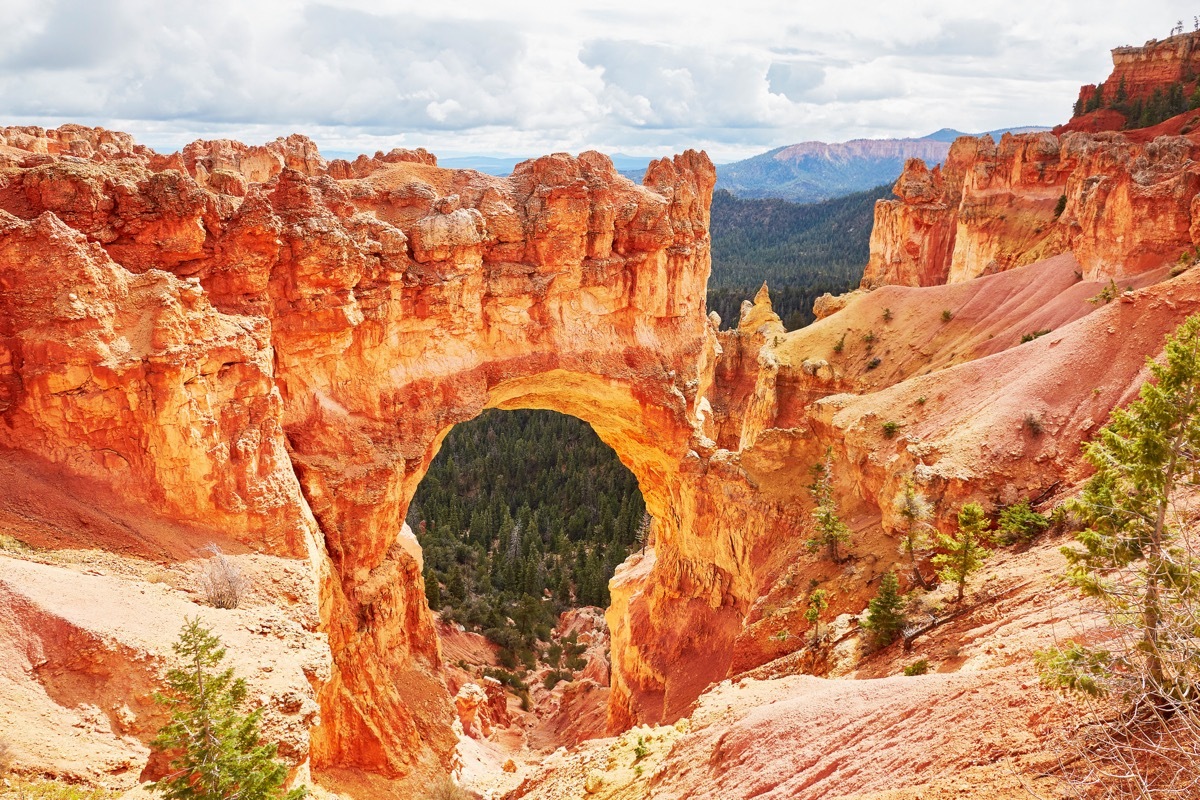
863 128 1200 288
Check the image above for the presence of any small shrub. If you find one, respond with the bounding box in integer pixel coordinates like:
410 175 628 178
915 396 927 405
833 333 846 354
866 357 882 370
903 659 930 676
1 780 118 800
1023 412 1044 436
881 421 900 439
421 777 473 800
542 669 573 690
1053 193 1067 218
633 736 649 762
1020 329 1052 343
1089 279 1120 305
941 309 954 322
995 499 1050 545
862 331 876 348
199 544 247 610
882 308 893 322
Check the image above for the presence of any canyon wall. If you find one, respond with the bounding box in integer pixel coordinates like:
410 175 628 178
862 129 1200 288
1075 31 1200 110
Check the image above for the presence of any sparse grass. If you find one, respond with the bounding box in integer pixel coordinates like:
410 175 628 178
903 659 930 676
833 333 846 354
0 780 119 800
199 544 247 609
633 736 649 762
882 308 893 322
941 309 954 322
862 331 876 348
0 535 35 555
882 421 900 439
1020 329 1052 343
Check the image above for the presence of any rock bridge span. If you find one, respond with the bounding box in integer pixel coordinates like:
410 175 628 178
0 128 786 784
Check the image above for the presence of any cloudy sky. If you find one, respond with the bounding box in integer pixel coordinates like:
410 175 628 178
0 0 1191 162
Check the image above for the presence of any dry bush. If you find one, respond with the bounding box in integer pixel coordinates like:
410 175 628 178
199 544 247 609
1046 694 1200 799
421 777 473 800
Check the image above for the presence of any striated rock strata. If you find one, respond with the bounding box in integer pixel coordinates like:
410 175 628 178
863 128 1200 288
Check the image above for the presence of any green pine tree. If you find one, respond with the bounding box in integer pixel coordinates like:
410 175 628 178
893 478 935 589
152 619 303 800
1041 313 1200 706
862 571 906 647
933 503 990 603
806 447 852 563
805 588 829 645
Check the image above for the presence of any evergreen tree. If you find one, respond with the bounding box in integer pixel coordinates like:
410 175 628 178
893 478 935 589
152 619 303 800
933 503 991 603
1041 313 1200 707
806 447 852 563
805 588 829 645
862 571 906 647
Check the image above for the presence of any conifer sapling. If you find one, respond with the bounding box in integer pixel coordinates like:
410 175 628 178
152 618 303 800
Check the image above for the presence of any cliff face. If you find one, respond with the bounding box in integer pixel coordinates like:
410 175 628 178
0 126 727 788
862 128 1200 287
1075 32 1200 110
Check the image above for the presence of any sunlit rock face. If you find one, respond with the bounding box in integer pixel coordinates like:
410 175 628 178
863 129 1200 288
0 125 747 784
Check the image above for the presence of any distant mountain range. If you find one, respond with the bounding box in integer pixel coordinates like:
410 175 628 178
715 127 1050 203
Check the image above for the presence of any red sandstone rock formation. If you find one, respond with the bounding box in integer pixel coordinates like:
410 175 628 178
0 126 721 790
1074 31 1200 114
7 112 1200 800
862 129 1200 288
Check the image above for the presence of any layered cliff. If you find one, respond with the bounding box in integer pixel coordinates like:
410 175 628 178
862 128 1200 288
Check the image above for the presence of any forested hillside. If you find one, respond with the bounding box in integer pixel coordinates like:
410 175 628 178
707 185 886 329
411 409 646 667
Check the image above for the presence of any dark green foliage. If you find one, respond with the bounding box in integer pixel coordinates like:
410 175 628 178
995 500 1050 545
866 357 882 371
903 659 930 676
1043 313 1200 704
934 503 991 603
881 421 900 438
862 571 907 647
411 410 644 663
1085 83 1105 113
1053 194 1067 218
941 309 954 322
152 620 302 800
1020 329 1052 344
806 448 852 563
707 187 887 330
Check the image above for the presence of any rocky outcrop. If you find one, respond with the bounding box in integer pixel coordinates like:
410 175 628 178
1075 31 1200 112
0 126 723 790
862 128 1200 287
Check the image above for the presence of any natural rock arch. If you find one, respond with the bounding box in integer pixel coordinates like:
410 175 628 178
0 131 785 785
